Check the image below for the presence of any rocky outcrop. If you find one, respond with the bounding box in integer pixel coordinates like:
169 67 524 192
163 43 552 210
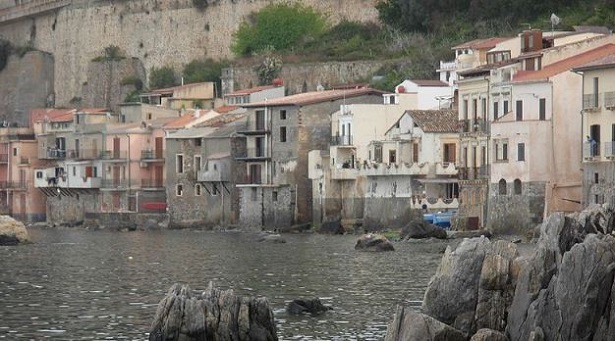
286 298 332 316
400 221 447 240
384 306 466 341
354 233 395 252
385 205 615 341
149 283 278 341
0 215 30 245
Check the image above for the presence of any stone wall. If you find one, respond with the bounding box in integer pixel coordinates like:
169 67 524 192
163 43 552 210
583 161 615 207
46 191 99 225
0 51 54 126
0 0 379 107
487 181 545 234
456 179 488 230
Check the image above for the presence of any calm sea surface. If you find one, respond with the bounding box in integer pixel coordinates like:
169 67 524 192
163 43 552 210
0 228 448 340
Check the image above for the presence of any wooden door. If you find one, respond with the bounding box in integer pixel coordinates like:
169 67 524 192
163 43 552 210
154 166 163 187
155 137 163 159
113 137 120 159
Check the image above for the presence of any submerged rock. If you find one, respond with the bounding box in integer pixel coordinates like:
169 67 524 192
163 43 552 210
0 215 29 245
354 233 394 252
149 283 278 341
286 298 332 316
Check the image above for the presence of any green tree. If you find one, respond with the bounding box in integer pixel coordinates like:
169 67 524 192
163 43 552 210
182 58 229 96
232 3 327 56
149 66 178 90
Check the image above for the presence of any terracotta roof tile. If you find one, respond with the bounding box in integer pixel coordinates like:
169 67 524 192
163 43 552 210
30 108 74 124
572 52 615 71
453 37 510 50
514 43 615 82
214 105 239 114
244 88 387 107
406 109 459 133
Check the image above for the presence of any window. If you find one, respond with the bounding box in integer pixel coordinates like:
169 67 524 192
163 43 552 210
255 110 265 130
195 184 202 196
272 191 278 202
13 148 17 156
280 110 287 120
194 138 202 147
493 101 499 120
594 172 599 184
539 98 546 120
389 150 396 164
496 140 508 161
503 100 509 114
36 171 43 179
194 155 202 173
499 179 507 195
463 99 469 120
280 126 287 142
176 184 183 196
176 154 184 173
481 98 487 118
517 143 525 161
443 143 456 163
212 183 219 196
374 145 383 163
516 100 523 121
473 99 478 120
514 179 522 194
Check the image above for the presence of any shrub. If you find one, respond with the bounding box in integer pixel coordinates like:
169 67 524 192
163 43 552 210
255 54 282 86
92 45 125 62
120 76 144 91
232 3 327 56
149 66 178 90
182 58 229 96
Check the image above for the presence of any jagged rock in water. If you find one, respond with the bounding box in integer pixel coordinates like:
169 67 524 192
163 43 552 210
149 283 278 341
257 232 286 243
400 220 447 240
0 215 29 245
354 233 394 252
286 298 332 316
384 306 466 341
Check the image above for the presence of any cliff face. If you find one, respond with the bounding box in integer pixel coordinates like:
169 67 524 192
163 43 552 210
0 0 379 109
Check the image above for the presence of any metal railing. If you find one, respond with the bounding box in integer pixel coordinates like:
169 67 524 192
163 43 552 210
583 93 601 110
583 141 600 159
99 150 128 160
141 179 164 188
141 150 163 160
330 135 353 146
604 91 615 108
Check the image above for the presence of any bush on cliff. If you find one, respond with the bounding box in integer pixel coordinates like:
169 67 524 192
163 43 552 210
231 3 326 56
149 66 178 90
182 58 229 95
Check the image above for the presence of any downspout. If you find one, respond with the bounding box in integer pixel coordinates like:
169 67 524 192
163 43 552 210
484 76 490 228
550 80 556 216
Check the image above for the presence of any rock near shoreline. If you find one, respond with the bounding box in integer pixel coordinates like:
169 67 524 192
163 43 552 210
0 215 29 245
385 205 615 340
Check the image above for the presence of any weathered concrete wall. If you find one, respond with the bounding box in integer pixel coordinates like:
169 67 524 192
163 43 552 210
583 161 615 207
0 0 379 107
488 181 545 233
46 191 98 225
363 197 416 229
456 179 488 229
0 51 54 126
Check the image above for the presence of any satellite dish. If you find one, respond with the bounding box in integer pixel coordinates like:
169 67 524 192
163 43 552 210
550 13 561 26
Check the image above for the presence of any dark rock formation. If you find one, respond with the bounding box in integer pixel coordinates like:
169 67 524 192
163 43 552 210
385 205 615 341
149 283 278 341
318 219 344 234
400 220 448 239
384 306 466 341
286 298 332 316
354 233 395 252
0 215 30 245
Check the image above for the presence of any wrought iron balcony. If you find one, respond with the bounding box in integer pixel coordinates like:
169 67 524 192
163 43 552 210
330 135 353 146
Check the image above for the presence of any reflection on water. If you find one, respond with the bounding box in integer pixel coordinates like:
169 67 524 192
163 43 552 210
0 229 446 340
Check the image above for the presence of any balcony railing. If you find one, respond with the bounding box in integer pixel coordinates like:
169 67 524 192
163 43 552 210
331 135 353 146
198 169 230 182
64 149 101 160
458 166 489 180
605 91 615 109
0 181 27 189
19 156 29 165
0 154 7 164
236 147 269 159
101 178 131 189
583 141 600 160
604 141 615 159
583 93 601 110
141 179 164 189
141 149 164 160
44 148 66 159
99 150 128 160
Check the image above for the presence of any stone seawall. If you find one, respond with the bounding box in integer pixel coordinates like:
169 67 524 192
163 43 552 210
0 0 379 107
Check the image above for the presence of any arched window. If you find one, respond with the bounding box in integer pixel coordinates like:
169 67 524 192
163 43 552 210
498 179 507 195
514 179 522 195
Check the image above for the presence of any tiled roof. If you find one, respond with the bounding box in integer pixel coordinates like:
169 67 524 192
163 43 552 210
78 108 109 114
214 105 239 114
572 52 615 72
164 113 200 129
514 43 615 82
244 88 387 107
452 37 510 50
406 109 459 133
30 108 74 123
412 80 449 87
225 85 278 96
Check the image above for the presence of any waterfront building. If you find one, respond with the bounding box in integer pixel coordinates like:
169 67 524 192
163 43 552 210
238 88 385 229
573 51 615 207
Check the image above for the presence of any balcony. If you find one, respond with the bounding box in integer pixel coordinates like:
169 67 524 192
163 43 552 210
43 148 67 160
331 166 359 180
330 135 353 147
0 181 27 190
235 147 270 161
39 176 102 189
358 162 430 177
583 141 600 160
19 156 29 165
64 149 101 160
583 93 601 111
605 92 615 110
99 150 128 160
101 178 131 190
436 162 458 175
409 196 459 211
604 141 615 159
458 166 489 180
0 154 7 164
141 149 164 161
198 169 230 182
141 179 164 189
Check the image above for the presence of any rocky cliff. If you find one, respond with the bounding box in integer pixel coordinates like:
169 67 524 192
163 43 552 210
0 0 379 112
